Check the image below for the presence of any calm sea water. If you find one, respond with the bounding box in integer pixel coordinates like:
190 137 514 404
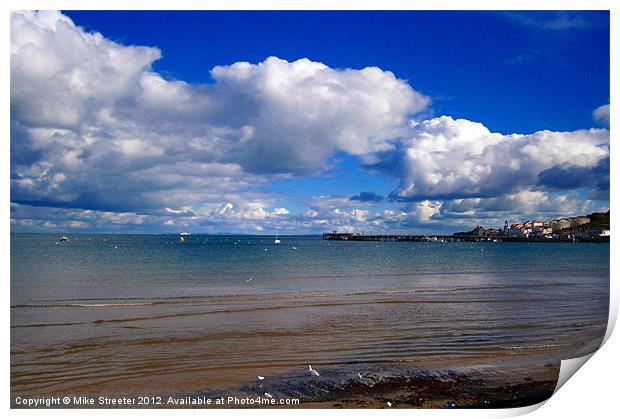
11 233 609 398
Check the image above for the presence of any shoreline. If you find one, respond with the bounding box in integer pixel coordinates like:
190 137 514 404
189 362 561 409
11 362 561 409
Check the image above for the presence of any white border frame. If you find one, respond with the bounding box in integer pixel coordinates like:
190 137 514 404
3 2 616 418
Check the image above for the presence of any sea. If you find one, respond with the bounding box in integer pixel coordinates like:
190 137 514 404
10 233 609 404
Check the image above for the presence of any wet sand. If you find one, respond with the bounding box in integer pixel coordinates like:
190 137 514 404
11 285 603 408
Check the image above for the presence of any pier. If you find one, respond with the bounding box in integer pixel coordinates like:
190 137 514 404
321 232 609 243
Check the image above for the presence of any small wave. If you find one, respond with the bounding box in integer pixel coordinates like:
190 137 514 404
508 344 564 350
11 302 163 309
69 302 161 308
11 281 587 310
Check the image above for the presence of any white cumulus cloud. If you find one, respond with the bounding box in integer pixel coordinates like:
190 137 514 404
390 116 609 201
11 10 428 214
10 11 609 233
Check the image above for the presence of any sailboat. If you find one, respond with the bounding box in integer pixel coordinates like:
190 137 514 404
274 224 281 244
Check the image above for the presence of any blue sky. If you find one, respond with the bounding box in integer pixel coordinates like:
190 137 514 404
63 11 609 134
10 11 610 234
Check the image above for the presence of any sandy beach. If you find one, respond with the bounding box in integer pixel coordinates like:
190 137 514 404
11 235 608 408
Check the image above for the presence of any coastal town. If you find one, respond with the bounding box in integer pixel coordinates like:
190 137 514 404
323 211 610 243
454 210 610 239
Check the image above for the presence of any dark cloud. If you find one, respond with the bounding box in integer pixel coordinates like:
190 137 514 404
536 159 609 193
350 191 384 202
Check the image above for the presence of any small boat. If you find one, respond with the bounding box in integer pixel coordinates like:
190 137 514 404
58 235 69 242
274 224 281 244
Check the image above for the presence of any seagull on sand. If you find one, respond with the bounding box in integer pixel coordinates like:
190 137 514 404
308 365 320 376
387 401 392 407
264 393 273 398
257 375 264 380
246 277 254 283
